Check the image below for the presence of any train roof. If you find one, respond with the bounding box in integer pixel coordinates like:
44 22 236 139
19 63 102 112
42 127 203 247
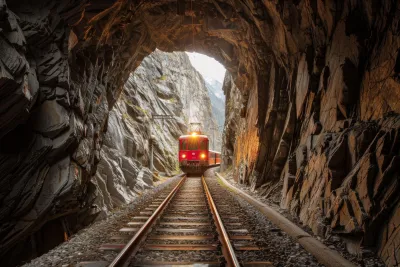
179 134 209 139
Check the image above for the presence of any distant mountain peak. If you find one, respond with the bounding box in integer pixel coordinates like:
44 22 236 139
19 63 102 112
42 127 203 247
205 78 225 102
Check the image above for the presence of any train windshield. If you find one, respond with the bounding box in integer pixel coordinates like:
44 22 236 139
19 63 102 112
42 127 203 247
181 137 208 150
180 139 188 150
187 138 198 150
199 140 208 150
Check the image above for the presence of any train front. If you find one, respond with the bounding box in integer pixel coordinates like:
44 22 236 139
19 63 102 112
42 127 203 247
178 132 209 174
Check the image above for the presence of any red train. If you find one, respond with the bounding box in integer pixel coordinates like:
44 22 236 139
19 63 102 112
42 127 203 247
178 132 221 174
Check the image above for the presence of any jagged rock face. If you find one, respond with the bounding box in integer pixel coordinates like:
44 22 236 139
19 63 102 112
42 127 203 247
90 99 154 217
205 78 225 150
0 0 400 265
94 50 219 215
128 50 220 163
220 73 242 172
220 1 400 265
133 51 220 149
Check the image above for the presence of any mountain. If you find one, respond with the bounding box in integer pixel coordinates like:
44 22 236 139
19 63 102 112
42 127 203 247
205 78 225 131
205 78 225 101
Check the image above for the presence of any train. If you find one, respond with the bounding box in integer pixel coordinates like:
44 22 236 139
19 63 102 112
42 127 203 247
178 132 221 174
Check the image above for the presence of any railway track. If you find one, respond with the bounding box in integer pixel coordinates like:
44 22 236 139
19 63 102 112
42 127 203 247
95 175 272 267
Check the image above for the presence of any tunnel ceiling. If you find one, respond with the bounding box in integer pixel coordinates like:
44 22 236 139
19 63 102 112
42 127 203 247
1 0 400 266
68 0 284 105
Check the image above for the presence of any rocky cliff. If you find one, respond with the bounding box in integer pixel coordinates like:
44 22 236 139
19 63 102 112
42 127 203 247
205 78 225 150
1 0 400 265
221 73 243 172
93 50 220 216
141 51 220 150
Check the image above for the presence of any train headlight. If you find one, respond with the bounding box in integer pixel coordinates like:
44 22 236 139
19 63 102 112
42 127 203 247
200 153 206 159
182 154 186 159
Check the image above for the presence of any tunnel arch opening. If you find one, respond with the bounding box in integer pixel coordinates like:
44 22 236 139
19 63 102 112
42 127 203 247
68 0 291 187
119 49 226 175
2 0 400 266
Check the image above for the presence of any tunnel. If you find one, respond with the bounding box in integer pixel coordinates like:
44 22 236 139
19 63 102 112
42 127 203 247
0 0 400 266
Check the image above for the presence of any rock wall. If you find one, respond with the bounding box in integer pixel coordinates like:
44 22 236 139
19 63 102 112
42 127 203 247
1 0 400 265
137 51 220 149
0 0 218 259
0 1 95 264
218 1 400 265
205 78 225 150
279 3 400 266
221 73 243 172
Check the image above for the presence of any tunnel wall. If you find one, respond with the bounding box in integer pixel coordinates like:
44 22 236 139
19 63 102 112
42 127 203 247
280 2 400 263
222 1 400 265
0 0 399 265
0 1 94 264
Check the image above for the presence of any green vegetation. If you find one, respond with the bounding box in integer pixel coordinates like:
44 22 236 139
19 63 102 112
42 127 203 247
221 164 233 176
120 94 133 106
124 98 133 106
134 105 149 117
226 99 234 111
168 97 177 103
122 113 135 124
216 175 235 193
175 162 181 172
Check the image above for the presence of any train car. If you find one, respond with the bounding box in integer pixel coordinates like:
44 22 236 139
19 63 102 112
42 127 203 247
208 150 221 165
178 132 221 174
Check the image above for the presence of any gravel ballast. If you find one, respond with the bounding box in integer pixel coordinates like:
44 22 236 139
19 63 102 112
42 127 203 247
213 168 385 267
22 176 181 267
22 168 385 267
204 170 323 267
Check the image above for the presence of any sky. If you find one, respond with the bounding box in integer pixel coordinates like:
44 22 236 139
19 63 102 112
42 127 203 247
186 52 226 83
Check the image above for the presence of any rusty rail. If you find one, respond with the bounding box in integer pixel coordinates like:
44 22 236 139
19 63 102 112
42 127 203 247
109 175 187 267
202 176 240 267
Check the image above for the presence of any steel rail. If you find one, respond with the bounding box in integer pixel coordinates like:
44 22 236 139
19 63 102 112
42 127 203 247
202 176 241 267
109 175 187 267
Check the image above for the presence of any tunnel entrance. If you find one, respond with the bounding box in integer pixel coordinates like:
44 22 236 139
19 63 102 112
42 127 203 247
95 49 227 209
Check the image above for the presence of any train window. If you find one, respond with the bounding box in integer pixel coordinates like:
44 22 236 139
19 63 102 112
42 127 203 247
180 139 188 150
199 139 208 150
187 138 199 150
